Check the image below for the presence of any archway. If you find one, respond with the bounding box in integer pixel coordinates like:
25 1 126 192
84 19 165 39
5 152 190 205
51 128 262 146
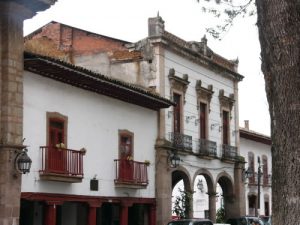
192 169 214 220
216 172 234 221
171 168 192 219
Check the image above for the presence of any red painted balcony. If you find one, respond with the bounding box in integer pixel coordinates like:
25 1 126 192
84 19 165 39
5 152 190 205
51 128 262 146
39 146 84 183
114 159 148 188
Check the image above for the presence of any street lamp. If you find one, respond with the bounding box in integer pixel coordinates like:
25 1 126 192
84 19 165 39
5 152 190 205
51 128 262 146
15 149 32 174
257 156 262 217
169 152 180 168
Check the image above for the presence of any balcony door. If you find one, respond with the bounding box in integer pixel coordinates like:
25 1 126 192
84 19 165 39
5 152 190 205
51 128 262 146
200 102 207 139
173 93 182 133
119 132 134 182
222 110 229 145
48 118 65 173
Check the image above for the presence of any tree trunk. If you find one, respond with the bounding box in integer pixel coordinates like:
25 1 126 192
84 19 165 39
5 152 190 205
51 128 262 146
255 0 300 224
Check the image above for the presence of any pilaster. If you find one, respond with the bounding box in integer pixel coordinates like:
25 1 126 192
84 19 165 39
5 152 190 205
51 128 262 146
0 1 56 224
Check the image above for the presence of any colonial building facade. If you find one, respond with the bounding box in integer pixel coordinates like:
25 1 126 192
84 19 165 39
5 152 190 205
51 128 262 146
20 52 172 225
25 14 247 224
240 121 272 217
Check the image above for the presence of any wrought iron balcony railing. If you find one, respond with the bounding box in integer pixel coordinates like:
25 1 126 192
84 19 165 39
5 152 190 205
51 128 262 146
197 138 217 157
221 144 238 161
40 146 84 179
114 159 148 187
169 132 193 150
248 173 272 187
263 174 272 186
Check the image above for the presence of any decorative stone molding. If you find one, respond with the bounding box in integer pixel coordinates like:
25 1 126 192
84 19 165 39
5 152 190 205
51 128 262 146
195 80 214 111
218 89 235 117
168 68 190 103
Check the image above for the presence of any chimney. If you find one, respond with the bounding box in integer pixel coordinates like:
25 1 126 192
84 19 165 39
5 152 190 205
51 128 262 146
148 12 165 37
201 35 207 56
244 120 249 130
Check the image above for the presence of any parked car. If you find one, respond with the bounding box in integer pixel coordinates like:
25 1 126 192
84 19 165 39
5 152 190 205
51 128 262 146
167 218 214 225
226 216 264 225
260 216 271 225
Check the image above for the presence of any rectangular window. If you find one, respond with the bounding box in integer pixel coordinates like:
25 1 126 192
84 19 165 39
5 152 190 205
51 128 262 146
199 102 207 139
173 93 182 133
222 110 229 145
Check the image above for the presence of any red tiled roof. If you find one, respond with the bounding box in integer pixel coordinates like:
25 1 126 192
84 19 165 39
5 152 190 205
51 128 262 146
24 51 174 110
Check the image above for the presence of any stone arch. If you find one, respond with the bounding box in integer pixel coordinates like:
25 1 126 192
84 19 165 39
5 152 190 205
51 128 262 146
171 166 192 192
192 168 215 221
192 168 215 192
216 171 235 220
171 166 193 218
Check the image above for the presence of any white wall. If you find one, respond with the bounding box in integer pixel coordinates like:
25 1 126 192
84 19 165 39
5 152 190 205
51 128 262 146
240 137 272 216
22 71 158 198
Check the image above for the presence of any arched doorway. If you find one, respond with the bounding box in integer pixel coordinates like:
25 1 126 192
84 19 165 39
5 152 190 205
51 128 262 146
192 170 214 220
171 169 192 219
216 173 234 221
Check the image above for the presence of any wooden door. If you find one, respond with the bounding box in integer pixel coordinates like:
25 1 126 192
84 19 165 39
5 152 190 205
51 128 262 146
200 102 207 139
222 111 229 145
173 93 181 134
119 134 133 182
48 118 65 173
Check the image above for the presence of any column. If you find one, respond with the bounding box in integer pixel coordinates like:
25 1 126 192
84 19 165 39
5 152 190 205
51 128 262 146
0 2 33 225
148 204 156 225
0 1 56 224
88 201 101 225
120 201 132 225
208 192 217 223
155 149 172 225
44 201 62 225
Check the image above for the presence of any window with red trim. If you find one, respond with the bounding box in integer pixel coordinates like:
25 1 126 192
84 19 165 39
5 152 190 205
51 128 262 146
200 102 207 139
222 110 229 145
173 93 182 133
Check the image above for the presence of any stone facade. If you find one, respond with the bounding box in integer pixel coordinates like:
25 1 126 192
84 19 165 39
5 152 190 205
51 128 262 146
0 1 56 224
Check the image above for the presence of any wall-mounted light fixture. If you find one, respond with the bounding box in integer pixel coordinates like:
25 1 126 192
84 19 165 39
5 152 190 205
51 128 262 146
185 115 196 123
194 118 200 126
242 167 253 182
167 111 174 118
169 151 180 168
211 123 222 132
15 148 32 174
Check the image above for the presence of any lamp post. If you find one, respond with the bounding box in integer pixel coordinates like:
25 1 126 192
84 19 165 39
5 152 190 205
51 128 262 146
257 156 262 217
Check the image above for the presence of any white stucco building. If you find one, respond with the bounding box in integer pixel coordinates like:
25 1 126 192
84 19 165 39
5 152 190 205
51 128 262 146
24 14 248 224
20 52 172 225
240 121 272 217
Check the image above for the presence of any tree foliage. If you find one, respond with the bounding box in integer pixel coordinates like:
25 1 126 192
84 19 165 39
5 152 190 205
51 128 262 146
173 188 193 219
216 207 226 223
197 0 256 39
197 1 300 225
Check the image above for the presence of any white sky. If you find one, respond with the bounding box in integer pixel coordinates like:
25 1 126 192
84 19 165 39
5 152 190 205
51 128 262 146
24 0 270 135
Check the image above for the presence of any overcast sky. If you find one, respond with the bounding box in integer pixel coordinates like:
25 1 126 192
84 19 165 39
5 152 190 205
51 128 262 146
24 0 270 135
